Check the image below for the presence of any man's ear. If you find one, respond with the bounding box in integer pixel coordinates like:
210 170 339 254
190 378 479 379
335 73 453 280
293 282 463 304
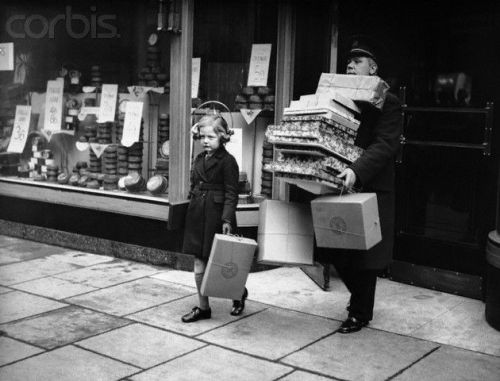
369 62 378 75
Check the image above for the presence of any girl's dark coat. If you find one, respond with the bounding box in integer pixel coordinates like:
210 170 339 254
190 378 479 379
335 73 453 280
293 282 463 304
182 147 239 259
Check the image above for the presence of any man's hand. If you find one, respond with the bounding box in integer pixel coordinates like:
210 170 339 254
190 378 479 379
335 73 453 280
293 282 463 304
222 222 232 235
337 168 357 189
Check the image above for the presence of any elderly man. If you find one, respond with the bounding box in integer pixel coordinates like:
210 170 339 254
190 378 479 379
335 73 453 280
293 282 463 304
329 39 402 333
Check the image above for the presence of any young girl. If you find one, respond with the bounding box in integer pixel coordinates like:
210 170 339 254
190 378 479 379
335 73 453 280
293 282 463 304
181 113 248 323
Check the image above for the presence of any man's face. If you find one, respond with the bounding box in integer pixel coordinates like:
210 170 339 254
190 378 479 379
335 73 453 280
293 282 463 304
346 56 376 75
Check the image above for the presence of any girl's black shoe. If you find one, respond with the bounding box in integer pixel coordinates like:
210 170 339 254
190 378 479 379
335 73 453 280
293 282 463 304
181 307 211 323
230 288 248 316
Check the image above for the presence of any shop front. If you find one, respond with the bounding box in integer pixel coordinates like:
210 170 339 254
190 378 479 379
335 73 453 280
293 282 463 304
0 0 335 267
0 0 499 298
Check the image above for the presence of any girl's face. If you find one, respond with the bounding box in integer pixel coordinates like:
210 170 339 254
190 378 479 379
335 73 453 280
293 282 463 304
199 125 221 154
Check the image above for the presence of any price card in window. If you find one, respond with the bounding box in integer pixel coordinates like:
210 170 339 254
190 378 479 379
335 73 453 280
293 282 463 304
121 101 143 147
0 43 14 71
7 105 31 153
43 79 64 138
98 84 118 122
192 57 201 99
247 44 272 87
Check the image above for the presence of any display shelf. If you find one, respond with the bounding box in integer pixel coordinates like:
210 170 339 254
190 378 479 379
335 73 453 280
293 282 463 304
0 177 260 226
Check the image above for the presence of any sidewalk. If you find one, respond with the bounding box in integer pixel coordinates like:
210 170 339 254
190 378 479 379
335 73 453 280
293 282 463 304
0 234 499 381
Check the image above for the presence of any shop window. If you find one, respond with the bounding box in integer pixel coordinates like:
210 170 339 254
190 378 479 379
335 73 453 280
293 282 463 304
0 0 171 199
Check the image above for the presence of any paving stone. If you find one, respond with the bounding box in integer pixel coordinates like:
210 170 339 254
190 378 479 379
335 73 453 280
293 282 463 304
198 308 339 360
370 278 467 335
0 242 67 264
245 267 350 319
280 370 332 381
0 257 80 285
0 291 66 324
0 345 139 381
0 305 130 349
393 345 500 381
54 260 161 288
12 277 98 300
150 269 196 288
67 278 195 316
77 323 205 368
0 285 11 294
281 327 438 380
0 235 25 247
130 345 292 381
128 294 267 336
411 298 500 356
0 337 44 366
46 251 114 267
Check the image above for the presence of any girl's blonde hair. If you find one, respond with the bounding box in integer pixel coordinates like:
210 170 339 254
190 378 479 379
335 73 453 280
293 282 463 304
191 114 232 143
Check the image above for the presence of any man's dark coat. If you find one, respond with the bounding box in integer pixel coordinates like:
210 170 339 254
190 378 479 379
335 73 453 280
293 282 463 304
318 92 402 269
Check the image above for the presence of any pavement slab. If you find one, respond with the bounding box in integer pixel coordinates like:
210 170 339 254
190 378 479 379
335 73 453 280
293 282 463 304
393 345 500 381
0 257 81 285
0 336 44 366
244 267 350 320
150 269 196 288
130 345 292 381
0 241 68 265
0 290 67 324
66 278 195 316
370 278 467 335
410 298 500 356
280 370 333 381
76 323 205 369
11 277 99 300
128 294 267 337
0 286 11 294
54 260 161 288
198 307 339 360
281 327 438 380
0 345 139 381
46 251 115 267
0 305 130 349
0 235 26 247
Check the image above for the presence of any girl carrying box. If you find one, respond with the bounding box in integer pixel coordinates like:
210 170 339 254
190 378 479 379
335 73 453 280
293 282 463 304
181 113 248 322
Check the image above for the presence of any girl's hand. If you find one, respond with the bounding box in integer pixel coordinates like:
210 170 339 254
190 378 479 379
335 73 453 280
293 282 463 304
222 222 232 235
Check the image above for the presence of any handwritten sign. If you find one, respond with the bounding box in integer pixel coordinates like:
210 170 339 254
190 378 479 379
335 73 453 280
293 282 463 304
98 84 118 122
43 79 64 138
7 105 31 153
121 101 143 147
0 42 14 71
192 57 201 98
247 44 272 87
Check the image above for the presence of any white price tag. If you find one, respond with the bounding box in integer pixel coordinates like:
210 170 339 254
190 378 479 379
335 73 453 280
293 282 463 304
240 108 262 124
43 80 64 136
191 57 201 99
98 84 118 122
7 105 31 153
247 44 272 87
121 101 143 147
0 43 14 71
89 143 109 158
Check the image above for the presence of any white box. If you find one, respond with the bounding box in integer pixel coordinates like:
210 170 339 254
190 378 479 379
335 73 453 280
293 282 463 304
311 193 382 250
201 234 257 300
257 200 314 266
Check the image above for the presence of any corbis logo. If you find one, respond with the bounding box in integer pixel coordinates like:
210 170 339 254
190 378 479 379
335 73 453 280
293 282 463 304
5 6 119 39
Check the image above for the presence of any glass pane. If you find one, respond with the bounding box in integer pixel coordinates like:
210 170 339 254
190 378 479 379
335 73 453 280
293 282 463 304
192 0 278 200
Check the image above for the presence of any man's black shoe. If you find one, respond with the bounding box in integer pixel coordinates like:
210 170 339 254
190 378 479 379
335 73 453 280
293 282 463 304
181 307 211 323
337 316 368 334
